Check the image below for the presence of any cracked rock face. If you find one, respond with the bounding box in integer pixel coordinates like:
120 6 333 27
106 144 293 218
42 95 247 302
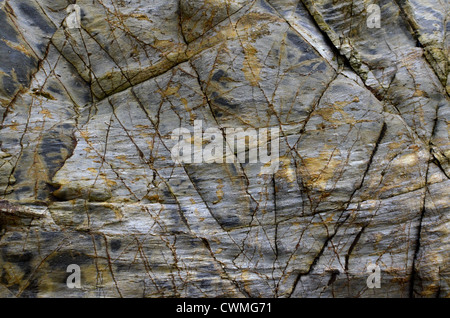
0 0 448 298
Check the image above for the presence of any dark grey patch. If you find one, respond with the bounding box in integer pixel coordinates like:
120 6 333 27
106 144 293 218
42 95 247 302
200 279 212 289
41 231 61 243
214 109 223 118
0 281 19 295
321 2 333 11
298 48 319 64
188 238 201 248
110 239 121 252
189 175 201 185
0 249 33 279
47 250 92 270
287 33 321 67
214 97 238 109
62 123 73 130
416 7 442 21
228 164 237 175
292 109 310 119
2 75 19 96
20 277 40 298
6 232 22 241
171 208 184 225
36 42 47 54
115 262 132 272
212 70 226 82
82 90 92 104
18 2 56 34
7 153 27 186
327 269 340 286
260 0 276 13
287 31 308 49
295 61 324 75
329 83 350 95
40 126 76 177
14 185 32 194
47 84 62 95
197 265 215 278
92 233 104 250
40 138 70 174
219 214 240 229
80 8 86 19
0 40 37 86
162 189 177 204
0 10 18 42
315 61 328 72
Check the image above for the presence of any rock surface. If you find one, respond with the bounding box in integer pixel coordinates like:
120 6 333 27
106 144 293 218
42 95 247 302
0 0 448 298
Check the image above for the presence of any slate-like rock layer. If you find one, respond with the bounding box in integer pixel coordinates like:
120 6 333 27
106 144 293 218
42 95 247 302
0 0 448 298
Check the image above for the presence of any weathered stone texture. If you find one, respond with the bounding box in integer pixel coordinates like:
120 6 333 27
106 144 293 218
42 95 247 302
0 0 448 297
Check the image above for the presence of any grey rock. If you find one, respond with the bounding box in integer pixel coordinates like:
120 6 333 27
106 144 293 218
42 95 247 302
0 0 448 298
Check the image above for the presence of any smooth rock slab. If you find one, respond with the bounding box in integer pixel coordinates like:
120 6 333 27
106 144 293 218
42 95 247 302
0 0 448 298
